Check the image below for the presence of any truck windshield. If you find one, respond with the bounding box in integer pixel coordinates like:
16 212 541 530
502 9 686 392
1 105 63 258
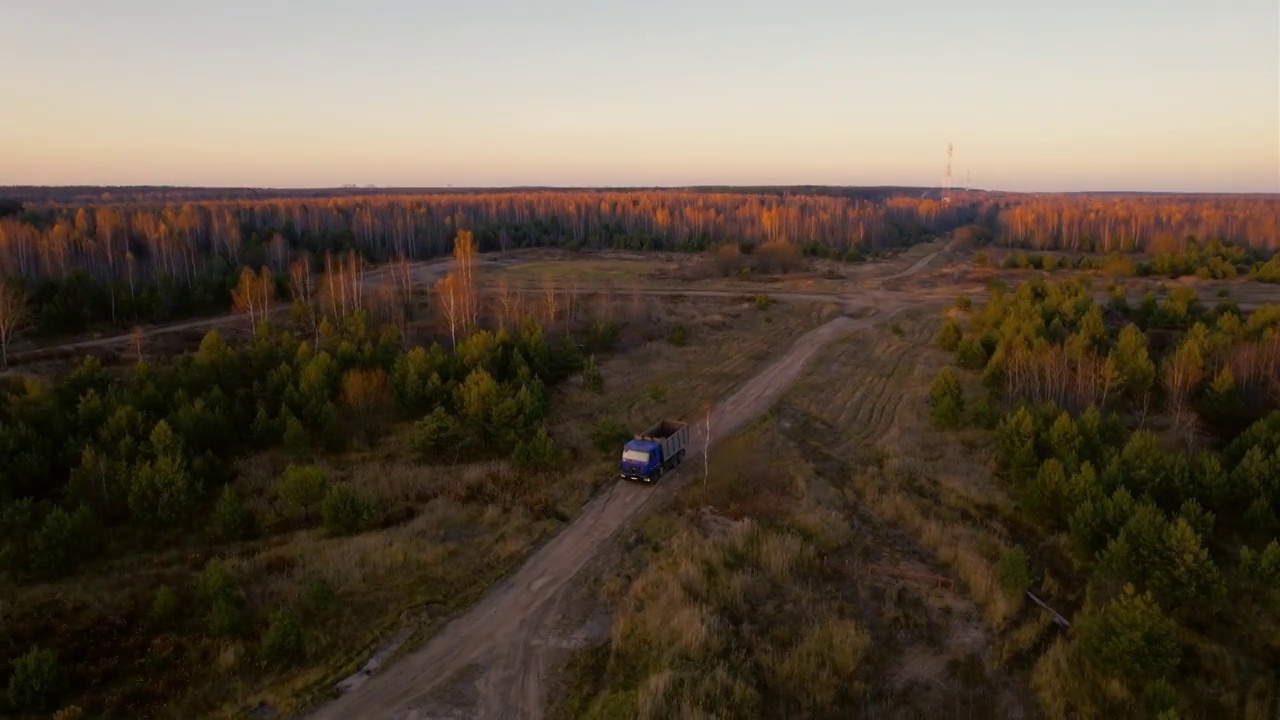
622 450 650 463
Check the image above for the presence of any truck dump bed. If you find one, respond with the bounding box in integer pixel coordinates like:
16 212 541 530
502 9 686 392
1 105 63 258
637 419 690 463
637 419 687 440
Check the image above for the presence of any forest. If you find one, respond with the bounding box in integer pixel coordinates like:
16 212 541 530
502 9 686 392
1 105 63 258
989 238 1280 283
0 190 964 337
0 232 629 716
929 278 1280 717
1 188 1275 340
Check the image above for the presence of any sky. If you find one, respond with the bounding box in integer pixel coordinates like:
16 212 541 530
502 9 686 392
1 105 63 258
1 0 1277 192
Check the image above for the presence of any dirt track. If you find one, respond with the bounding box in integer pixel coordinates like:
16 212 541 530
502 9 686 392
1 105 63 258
298 245 951 720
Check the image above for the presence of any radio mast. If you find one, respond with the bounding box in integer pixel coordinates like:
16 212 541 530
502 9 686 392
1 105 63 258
942 143 953 204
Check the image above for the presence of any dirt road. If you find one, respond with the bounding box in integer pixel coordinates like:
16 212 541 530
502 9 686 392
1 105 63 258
298 246 949 720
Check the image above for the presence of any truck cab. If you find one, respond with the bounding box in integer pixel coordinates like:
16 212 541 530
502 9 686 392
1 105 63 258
620 439 663 482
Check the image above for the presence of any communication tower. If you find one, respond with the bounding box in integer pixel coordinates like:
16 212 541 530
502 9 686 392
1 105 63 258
942 143 953 204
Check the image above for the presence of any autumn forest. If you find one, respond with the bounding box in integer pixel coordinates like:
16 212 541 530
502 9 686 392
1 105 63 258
0 189 1276 340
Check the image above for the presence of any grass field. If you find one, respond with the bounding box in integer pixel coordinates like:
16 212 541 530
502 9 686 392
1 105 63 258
484 258 670 284
550 304 1039 719
476 242 948 297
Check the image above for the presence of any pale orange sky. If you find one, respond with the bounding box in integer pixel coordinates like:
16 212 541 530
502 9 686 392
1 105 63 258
2 0 1278 192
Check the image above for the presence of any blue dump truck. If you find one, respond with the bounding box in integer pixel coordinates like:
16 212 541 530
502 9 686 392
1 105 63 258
619 419 691 483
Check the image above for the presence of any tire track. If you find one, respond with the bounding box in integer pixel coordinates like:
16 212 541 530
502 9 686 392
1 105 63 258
863 343 914 438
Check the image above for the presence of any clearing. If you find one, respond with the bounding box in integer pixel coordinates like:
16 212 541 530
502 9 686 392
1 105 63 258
298 243 952 720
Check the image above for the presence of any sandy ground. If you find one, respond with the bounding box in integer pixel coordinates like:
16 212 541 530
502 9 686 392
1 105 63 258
296 244 952 720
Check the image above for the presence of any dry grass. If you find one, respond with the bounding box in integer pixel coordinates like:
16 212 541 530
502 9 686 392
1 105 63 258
783 312 1024 630
858 482 1016 628
761 615 872 708
478 241 956 299
554 412 1019 719
484 258 668 284
553 295 840 445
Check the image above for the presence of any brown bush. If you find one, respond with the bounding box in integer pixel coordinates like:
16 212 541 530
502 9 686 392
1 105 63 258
713 244 743 277
340 367 394 448
754 239 802 274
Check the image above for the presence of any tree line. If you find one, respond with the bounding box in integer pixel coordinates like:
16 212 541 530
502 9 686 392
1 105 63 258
2 189 1274 340
0 191 975 339
929 279 1280 718
985 237 1280 283
991 195 1278 253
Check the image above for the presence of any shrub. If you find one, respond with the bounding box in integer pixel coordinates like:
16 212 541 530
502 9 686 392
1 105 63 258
754 294 772 311
200 558 239 604
935 318 963 351
33 505 96 577
411 406 465 461
0 498 38 574
305 578 336 615
321 484 373 536
590 416 631 453
340 367 394 448
667 324 689 347
586 320 619 352
151 585 178 624
997 546 1032 595
128 420 200 528
1142 678 1179 717
261 609 305 664
928 368 965 429
213 485 256 541
282 412 310 455
208 597 243 637
582 355 604 393
969 397 1001 430
754 238 802 273
7 647 65 713
1079 583 1180 682
512 428 562 473
956 336 989 369
279 464 328 523
1254 254 1280 283
889 322 904 336
647 383 667 403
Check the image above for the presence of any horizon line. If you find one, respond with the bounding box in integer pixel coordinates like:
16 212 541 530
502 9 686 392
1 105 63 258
2 183 1278 197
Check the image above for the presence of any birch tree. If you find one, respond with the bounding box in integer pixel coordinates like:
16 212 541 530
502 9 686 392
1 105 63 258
453 230 478 329
435 273 462 346
230 267 273 332
0 280 30 367
1162 340 1205 433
